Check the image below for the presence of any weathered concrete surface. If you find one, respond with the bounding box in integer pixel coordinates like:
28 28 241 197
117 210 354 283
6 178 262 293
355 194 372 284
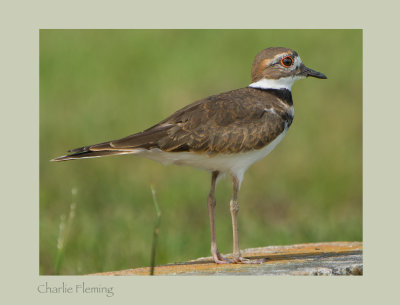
92 241 362 276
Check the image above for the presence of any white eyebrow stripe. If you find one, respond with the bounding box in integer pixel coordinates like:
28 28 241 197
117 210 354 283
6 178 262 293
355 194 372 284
269 54 302 70
268 53 291 66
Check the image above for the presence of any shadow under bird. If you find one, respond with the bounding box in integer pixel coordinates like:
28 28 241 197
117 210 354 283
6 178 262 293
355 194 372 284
52 47 327 264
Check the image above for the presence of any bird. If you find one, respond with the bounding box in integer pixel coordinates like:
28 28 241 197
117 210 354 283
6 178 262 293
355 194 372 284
52 47 327 264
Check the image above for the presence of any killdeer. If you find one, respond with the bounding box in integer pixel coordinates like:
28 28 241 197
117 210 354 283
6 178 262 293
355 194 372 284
52 47 327 264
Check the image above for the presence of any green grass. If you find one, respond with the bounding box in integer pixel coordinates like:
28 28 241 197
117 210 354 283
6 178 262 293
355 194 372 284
40 29 362 275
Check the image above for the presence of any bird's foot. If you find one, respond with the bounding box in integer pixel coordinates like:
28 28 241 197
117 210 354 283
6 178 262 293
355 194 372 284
212 251 233 264
212 249 266 264
232 256 266 264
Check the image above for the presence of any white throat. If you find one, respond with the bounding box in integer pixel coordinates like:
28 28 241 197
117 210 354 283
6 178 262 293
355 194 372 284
249 75 304 91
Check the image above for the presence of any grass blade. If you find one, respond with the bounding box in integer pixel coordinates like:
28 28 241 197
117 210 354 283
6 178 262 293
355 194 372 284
150 185 162 275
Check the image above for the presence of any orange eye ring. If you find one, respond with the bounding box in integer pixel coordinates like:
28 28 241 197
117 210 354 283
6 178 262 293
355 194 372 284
280 56 294 67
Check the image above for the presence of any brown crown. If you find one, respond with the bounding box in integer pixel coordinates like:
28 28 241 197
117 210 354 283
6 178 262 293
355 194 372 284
251 47 297 82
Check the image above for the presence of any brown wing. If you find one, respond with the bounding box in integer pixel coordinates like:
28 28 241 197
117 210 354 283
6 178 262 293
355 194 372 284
112 87 288 154
52 88 288 161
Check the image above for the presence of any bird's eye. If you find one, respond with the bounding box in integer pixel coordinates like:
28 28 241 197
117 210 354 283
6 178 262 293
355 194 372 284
280 56 294 67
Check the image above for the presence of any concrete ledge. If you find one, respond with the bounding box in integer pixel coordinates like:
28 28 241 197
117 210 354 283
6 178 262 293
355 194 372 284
91 241 362 276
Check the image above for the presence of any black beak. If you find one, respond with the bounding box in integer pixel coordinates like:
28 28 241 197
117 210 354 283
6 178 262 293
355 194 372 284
300 65 327 79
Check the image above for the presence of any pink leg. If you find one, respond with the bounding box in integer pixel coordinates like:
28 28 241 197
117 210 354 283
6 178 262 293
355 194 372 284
230 175 265 264
208 171 232 264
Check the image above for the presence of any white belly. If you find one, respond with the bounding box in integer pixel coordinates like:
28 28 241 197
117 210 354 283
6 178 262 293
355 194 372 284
133 126 289 184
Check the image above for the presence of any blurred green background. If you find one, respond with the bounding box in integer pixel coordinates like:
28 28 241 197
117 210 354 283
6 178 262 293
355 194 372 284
40 29 362 275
